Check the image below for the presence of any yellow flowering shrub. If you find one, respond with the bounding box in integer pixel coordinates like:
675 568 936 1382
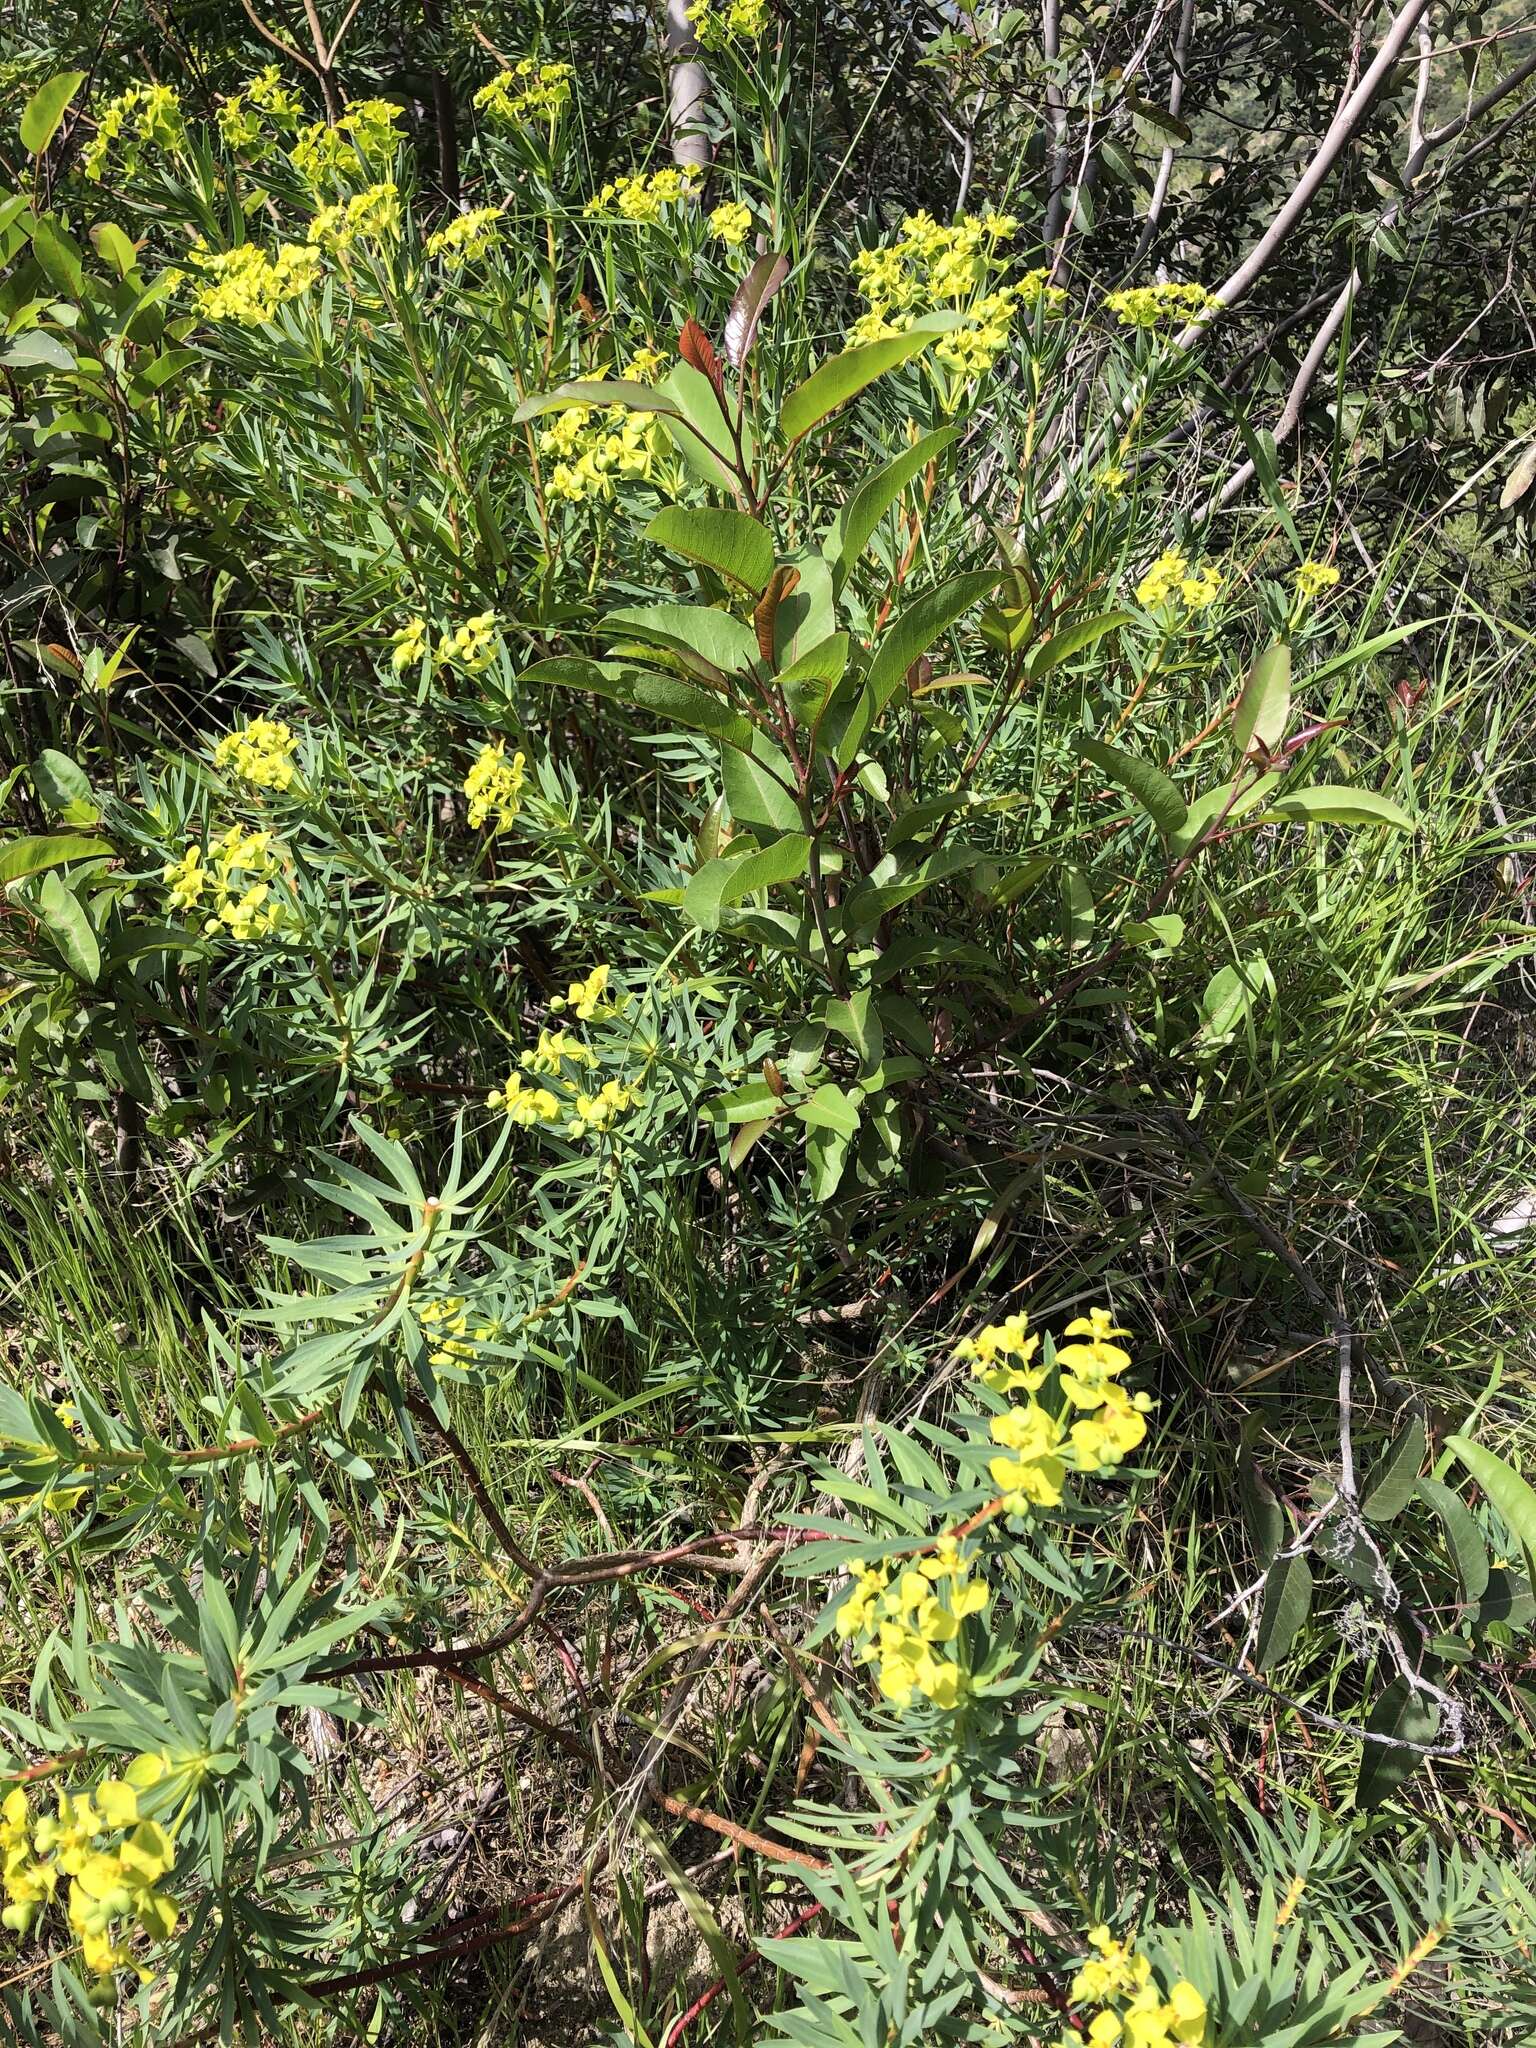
308 181 401 254
463 739 526 830
390 616 429 671
473 60 574 125
688 0 772 48
216 66 304 155
439 613 502 674
425 206 503 267
835 1309 1151 1706
586 166 703 224
1295 559 1341 599
1135 548 1222 611
1104 282 1220 330
709 199 754 248
487 976 644 1141
540 402 659 503
213 716 298 790
82 83 185 180
291 99 403 186
2 1760 178 2000
847 213 1058 383
164 826 288 942
189 239 322 323
417 1295 497 1370
1068 1926 1207 2048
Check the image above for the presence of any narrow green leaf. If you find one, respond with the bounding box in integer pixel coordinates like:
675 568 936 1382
1362 1413 1426 1522
1026 610 1133 677
1254 1552 1312 1671
829 426 957 587
1233 640 1292 758
1076 733 1188 835
513 379 681 423
836 570 999 766
1446 1433 1536 1578
0 833 109 885
779 324 942 445
20 72 85 156
645 505 776 594
1415 1476 1489 1603
1267 785 1413 831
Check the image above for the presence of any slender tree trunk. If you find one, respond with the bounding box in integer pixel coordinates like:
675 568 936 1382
422 0 459 201
665 0 711 170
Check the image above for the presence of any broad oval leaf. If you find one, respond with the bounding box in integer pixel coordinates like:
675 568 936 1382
683 834 810 930
722 733 800 832
1198 954 1269 1044
1026 610 1133 678
1355 1676 1439 1810
1266 785 1413 831
20 71 85 156
1254 1551 1312 1671
1233 640 1291 758
1076 734 1187 835
603 602 760 681
1446 1433 1536 1578
1362 1412 1426 1522
645 506 776 595
513 379 682 423
37 869 100 984
779 324 942 446
835 569 1000 767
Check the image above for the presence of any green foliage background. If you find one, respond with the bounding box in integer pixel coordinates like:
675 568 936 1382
1 1 1536 2041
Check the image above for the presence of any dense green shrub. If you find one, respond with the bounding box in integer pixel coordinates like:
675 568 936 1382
3 7 1536 2043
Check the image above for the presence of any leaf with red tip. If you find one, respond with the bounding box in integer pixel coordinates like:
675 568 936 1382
679 318 724 394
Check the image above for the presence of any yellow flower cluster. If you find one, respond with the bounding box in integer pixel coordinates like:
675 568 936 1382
426 206 503 267
1104 281 1219 330
390 617 429 670
188 238 322 323
463 740 526 831
474 60 574 125
688 0 771 47
848 213 1054 379
213 715 298 790
552 963 623 1020
1069 1926 1207 2048
488 991 643 1141
586 165 703 224
3 1759 178 1995
418 1295 497 1370
709 200 753 248
309 181 401 253
290 98 403 185
1294 559 1340 599
439 612 501 674
540 401 658 503
979 1308 1149 1510
216 65 304 155
625 345 669 383
835 1538 990 1709
164 827 288 941
82 83 185 181
1135 549 1222 611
